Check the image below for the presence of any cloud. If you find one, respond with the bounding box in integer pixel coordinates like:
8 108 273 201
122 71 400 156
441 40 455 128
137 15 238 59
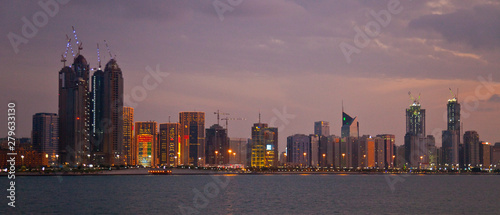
488 94 500 103
409 4 500 49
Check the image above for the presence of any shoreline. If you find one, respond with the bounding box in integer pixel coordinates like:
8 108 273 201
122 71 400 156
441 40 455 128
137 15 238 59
2 168 498 176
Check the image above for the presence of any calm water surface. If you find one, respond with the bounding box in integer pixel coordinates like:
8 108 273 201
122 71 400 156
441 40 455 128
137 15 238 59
1 174 499 214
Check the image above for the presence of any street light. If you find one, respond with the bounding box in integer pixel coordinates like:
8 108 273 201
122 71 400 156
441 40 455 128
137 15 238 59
342 153 345 169
303 152 307 167
322 154 326 167
21 155 24 167
215 151 219 165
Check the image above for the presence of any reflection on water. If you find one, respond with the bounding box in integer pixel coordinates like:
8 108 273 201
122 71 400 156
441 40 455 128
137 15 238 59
2 175 499 214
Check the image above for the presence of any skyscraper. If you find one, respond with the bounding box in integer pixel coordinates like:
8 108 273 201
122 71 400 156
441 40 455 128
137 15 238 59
159 123 181 166
205 124 229 165
229 138 247 164
341 112 359 138
314 121 330 136
251 122 278 168
404 97 427 167
286 134 310 167
377 134 395 168
58 54 91 166
442 94 460 166
179 112 205 166
464 130 480 167
135 121 157 167
91 69 104 161
123 107 134 165
32 113 58 164
102 59 124 166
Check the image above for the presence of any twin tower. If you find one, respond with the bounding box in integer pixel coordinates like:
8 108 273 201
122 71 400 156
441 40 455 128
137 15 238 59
58 37 123 166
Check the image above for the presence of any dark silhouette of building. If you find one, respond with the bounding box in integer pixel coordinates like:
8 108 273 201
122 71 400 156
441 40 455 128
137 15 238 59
205 124 229 165
464 131 480 167
102 59 124 166
58 54 90 166
32 113 58 164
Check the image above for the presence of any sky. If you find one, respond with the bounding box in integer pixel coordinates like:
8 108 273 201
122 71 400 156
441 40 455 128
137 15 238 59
1 0 500 153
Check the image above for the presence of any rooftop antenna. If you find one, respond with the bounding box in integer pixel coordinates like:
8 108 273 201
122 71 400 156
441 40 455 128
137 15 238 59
342 100 344 113
259 110 261 124
72 26 82 55
97 43 101 69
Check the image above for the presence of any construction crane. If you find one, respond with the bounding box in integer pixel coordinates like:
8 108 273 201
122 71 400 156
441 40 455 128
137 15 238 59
72 26 82 55
221 117 246 135
449 88 458 101
60 36 72 66
104 40 116 60
408 91 421 105
97 43 101 69
214 110 229 125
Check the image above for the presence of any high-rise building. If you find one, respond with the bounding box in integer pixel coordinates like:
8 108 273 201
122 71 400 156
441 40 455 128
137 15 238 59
358 135 375 168
309 134 319 167
229 138 247 164
374 136 385 169
123 107 134 165
377 134 395 168
318 135 330 167
58 54 91 166
251 122 278 168
90 69 104 158
341 112 359 138
159 123 181 166
314 121 330 136
464 131 480 167
135 121 157 167
101 59 124 166
442 95 460 166
479 142 492 168
205 124 229 165
492 143 500 167
286 134 310 167
179 112 205 166
32 113 58 164
404 98 427 167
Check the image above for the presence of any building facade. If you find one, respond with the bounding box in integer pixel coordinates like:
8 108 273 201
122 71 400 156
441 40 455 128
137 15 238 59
205 124 229 165
251 123 278 168
58 55 91 166
159 123 181 166
314 121 330 136
179 112 205 166
135 121 157 167
32 113 59 164
123 107 134 165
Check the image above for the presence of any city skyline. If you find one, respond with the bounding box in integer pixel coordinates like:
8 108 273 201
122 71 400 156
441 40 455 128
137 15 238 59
1 1 500 155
